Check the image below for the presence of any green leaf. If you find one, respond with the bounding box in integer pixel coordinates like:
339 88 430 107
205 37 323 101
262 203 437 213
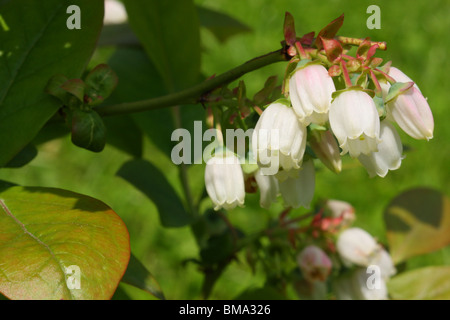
121 253 165 300
123 0 201 91
0 186 130 300
117 159 193 228
4 143 37 168
71 109 107 153
388 266 450 300
197 6 251 43
384 187 450 264
0 0 104 167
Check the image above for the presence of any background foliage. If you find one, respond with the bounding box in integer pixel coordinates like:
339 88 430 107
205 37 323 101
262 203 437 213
0 0 449 299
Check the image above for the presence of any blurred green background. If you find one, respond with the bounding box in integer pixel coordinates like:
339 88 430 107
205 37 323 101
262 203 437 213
0 0 449 299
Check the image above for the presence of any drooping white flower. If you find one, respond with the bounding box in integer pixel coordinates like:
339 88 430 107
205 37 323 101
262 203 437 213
289 64 336 125
336 227 379 267
252 101 307 175
336 228 397 281
329 90 381 158
371 249 397 280
387 86 434 140
254 169 279 209
205 152 245 211
279 160 315 209
297 245 332 283
358 121 403 178
334 268 388 300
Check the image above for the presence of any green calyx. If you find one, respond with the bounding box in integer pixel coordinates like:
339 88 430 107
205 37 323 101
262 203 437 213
385 81 415 103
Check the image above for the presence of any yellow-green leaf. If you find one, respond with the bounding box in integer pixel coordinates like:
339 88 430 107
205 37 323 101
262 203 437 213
388 266 450 300
384 188 450 264
0 186 130 300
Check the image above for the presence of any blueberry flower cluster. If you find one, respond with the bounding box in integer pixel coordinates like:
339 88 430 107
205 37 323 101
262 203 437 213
204 14 434 212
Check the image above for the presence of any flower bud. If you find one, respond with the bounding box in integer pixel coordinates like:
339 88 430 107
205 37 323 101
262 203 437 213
254 169 279 209
252 101 307 175
289 64 336 125
323 199 355 227
329 90 381 158
279 160 315 209
309 130 342 173
387 86 434 140
297 245 332 283
205 152 245 210
336 227 379 267
358 121 403 178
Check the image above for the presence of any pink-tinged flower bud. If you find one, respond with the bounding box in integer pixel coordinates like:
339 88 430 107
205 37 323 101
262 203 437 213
380 66 421 98
289 64 336 125
387 87 434 140
254 169 279 209
358 121 403 178
323 199 355 227
252 101 307 174
205 152 245 210
336 228 379 267
329 90 381 158
297 245 332 283
309 130 342 173
279 160 315 209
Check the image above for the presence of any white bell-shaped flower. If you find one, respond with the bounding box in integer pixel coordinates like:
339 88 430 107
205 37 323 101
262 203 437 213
329 90 381 158
205 152 245 211
358 121 403 178
334 268 388 300
252 101 307 175
254 169 279 209
336 227 379 267
289 64 336 125
387 86 434 140
279 160 315 209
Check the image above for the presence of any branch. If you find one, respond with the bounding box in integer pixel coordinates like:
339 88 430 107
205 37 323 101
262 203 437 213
95 48 289 116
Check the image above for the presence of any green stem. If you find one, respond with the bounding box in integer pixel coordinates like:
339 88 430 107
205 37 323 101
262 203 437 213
96 49 289 116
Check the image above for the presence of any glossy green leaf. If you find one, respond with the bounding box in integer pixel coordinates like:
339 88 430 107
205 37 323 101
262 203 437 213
197 6 251 43
384 188 450 264
121 253 165 300
123 0 201 91
0 0 104 167
388 266 450 300
117 159 192 228
0 186 130 300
